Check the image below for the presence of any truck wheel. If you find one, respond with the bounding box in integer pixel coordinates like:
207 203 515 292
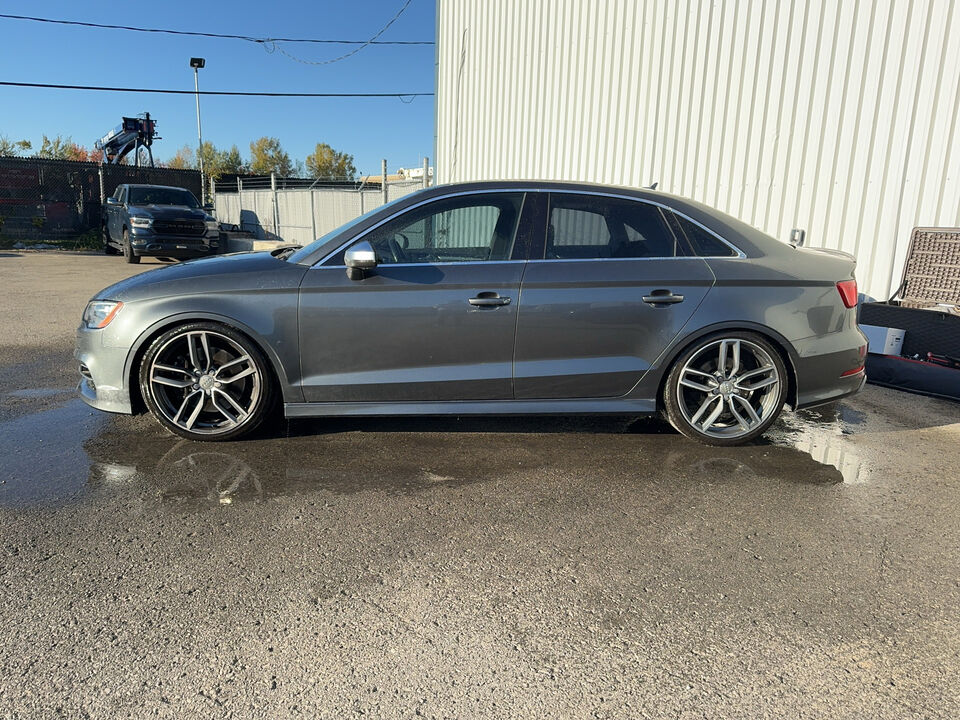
102 224 118 255
122 228 140 264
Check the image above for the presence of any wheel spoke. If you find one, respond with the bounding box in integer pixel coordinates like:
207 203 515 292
172 389 202 425
153 363 193 377
200 333 211 370
151 374 194 389
187 333 205 371
690 394 721 426
735 365 778 391
184 393 205 430
700 396 725 430
727 396 752 431
679 375 715 393
215 354 251 374
210 394 240 426
732 394 762 426
213 388 248 419
218 366 257 384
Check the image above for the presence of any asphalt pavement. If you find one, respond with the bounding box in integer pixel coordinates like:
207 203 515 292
1 251 958 719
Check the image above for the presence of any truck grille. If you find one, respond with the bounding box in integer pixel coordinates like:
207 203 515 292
152 219 206 236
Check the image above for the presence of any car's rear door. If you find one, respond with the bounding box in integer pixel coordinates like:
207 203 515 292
513 192 715 399
297 191 536 402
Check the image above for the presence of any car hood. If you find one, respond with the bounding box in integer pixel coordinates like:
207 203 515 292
93 252 308 303
129 204 209 220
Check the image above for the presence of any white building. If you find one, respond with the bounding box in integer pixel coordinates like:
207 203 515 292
434 0 960 299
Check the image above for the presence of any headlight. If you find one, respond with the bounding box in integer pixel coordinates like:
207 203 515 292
205 220 219 231
83 300 123 329
130 216 153 228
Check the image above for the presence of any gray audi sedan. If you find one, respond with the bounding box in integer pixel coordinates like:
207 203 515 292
76 181 867 445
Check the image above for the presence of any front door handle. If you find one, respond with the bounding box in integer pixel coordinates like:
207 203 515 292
642 290 685 305
469 292 511 307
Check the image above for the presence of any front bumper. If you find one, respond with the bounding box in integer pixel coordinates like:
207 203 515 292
75 326 134 414
129 228 219 258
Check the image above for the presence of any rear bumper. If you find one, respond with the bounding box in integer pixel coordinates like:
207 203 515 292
793 326 869 408
75 327 134 414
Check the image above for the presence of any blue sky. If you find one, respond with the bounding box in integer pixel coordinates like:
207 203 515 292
0 0 436 175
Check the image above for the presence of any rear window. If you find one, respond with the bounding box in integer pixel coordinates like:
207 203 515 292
669 212 739 257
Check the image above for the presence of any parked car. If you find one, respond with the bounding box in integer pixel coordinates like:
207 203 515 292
102 184 220 263
77 181 867 445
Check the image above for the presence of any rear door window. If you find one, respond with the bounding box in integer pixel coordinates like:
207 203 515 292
546 194 682 259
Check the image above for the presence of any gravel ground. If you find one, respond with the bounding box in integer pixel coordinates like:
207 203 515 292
0 251 958 719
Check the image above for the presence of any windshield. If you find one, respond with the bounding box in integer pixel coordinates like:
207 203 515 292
286 193 415 264
128 187 200 208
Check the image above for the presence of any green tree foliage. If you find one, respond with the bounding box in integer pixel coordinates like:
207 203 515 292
305 143 357 181
195 142 246 179
0 136 32 157
36 135 74 159
248 137 292 176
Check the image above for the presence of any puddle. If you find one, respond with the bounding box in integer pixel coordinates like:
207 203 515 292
766 404 873 484
0 399 109 507
0 398 878 509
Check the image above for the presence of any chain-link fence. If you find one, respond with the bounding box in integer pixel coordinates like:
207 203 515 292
213 174 427 246
0 156 201 242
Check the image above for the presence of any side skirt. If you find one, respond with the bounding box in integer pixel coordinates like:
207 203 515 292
283 397 657 418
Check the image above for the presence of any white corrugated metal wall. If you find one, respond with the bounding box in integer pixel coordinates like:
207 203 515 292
435 0 960 299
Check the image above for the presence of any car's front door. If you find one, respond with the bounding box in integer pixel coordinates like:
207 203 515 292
513 192 716 399
298 192 533 402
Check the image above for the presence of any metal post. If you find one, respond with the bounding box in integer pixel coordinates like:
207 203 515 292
309 188 317 241
271 171 279 237
382 158 388 205
98 164 105 203
194 66 205 204
422 157 430 188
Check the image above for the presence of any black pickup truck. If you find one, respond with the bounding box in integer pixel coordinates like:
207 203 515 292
102 184 220 263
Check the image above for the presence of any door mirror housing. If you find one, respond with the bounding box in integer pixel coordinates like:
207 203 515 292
203 202 215 212
344 240 378 280
105 197 119 206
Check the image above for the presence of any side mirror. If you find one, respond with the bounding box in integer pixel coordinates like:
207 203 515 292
344 240 378 280
105 197 119 205
203 203 215 212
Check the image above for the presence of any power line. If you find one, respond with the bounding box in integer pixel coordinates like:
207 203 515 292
270 0 416 66
0 12 433 45
0 81 432 99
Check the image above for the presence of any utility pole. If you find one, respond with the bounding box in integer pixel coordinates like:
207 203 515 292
382 159 388 205
190 57 206 203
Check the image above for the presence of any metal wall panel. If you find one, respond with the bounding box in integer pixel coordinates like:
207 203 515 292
435 0 960 299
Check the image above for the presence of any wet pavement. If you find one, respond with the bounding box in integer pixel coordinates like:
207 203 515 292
1 254 959 718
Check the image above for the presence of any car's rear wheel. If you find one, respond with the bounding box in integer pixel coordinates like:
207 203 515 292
662 332 787 445
139 322 275 441
122 228 140 264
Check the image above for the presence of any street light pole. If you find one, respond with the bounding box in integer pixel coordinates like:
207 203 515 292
190 57 206 203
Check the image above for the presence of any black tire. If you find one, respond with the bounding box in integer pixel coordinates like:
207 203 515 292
662 331 788 446
102 224 119 255
139 322 277 441
122 228 140 264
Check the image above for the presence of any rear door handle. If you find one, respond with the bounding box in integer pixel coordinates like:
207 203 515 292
469 292 511 307
642 290 685 305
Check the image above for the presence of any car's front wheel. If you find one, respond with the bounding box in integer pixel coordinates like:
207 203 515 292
662 332 787 445
139 322 275 441
122 228 140 264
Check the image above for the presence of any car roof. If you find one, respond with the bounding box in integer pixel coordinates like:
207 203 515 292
123 184 194 190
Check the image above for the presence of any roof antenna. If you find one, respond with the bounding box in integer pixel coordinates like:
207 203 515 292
646 181 658 190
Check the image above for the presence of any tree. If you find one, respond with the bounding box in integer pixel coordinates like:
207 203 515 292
0 136 32 157
248 137 292 176
36 135 73 159
166 145 195 170
305 142 357 181
65 144 92 162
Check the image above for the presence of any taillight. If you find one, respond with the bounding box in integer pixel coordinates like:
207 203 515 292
836 279 858 309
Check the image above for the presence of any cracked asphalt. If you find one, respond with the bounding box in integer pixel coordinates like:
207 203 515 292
1 252 958 719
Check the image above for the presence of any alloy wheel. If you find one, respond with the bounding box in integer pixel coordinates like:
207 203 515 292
147 329 262 436
675 337 782 440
